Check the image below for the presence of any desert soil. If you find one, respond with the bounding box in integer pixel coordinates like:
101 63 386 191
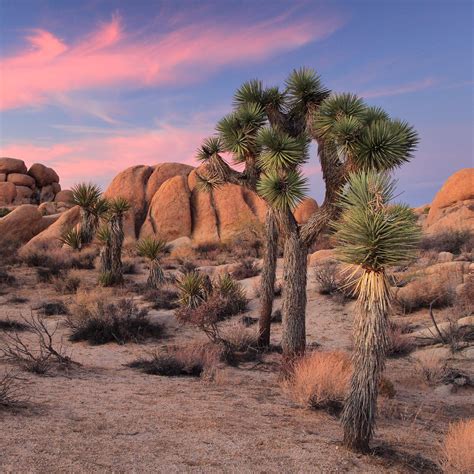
0 261 472 473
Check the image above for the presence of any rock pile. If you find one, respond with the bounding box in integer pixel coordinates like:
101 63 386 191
0 157 65 206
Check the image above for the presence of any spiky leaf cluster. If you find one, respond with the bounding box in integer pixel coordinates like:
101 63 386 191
59 228 82 250
177 271 209 309
96 225 111 244
196 137 223 162
108 197 131 216
136 237 169 261
333 171 421 271
71 183 102 210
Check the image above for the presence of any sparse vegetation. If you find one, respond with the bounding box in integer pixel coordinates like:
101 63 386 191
283 351 352 413
136 237 169 288
0 371 26 410
314 261 341 295
441 418 474 473
67 298 163 345
420 229 473 254
231 258 260 280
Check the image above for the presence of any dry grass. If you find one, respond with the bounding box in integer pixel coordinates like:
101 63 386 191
52 271 81 294
441 418 474 473
420 229 473 255
0 370 27 410
231 258 260 280
386 324 414 357
412 351 448 386
283 351 352 412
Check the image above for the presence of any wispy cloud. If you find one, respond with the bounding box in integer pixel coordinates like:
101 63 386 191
0 12 344 111
360 77 436 99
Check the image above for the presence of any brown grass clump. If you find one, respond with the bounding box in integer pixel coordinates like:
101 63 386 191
52 271 81 294
231 258 260 280
386 323 414 357
420 229 473 255
284 351 352 413
441 418 474 473
412 351 448 386
0 371 26 410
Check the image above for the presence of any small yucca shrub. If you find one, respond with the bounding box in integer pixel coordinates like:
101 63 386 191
59 228 82 250
176 271 210 308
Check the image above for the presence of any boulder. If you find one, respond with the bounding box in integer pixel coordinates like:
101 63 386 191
140 175 192 241
0 173 6 182
52 182 61 194
425 168 474 233
104 165 154 238
22 206 81 251
242 189 267 222
54 190 74 203
146 163 194 204
0 182 17 205
0 205 51 247
212 183 260 242
168 236 193 251
294 198 319 224
309 249 337 266
38 202 59 216
14 186 34 204
40 185 55 203
27 163 59 187
0 157 27 174
438 252 454 263
7 173 35 188
190 188 220 243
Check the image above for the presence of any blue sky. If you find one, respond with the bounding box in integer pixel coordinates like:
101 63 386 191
0 0 472 205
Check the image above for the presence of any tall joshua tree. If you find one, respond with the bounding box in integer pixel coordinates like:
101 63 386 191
97 224 113 284
107 197 131 285
136 237 169 288
71 183 102 245
334 171 420 452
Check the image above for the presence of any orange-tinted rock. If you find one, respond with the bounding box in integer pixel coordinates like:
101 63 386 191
40 185 55 203
294 198 319 224
213 183 260 242
104 165 154 238
190 188 219 243
145 163 194 204
0 182 17 204
54 190 74 203
425 168 474 233
0 205 51 247
242 189 267 221
14 186 33 204
7 173 35 188
52 182 61 194
0 173 6 182
27 163 59 186
0 157 27 174
308 249 337 266
140 175 192 241
22 206 81 251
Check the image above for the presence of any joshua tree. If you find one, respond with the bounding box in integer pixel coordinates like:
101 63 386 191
107 197 131 285
71 183 102 245
136 237 169 288
333 171 420 452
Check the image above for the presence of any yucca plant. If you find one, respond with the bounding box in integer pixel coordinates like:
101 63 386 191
71 183 102 245
96 225 112 285
214 273 248 315
136 237 169 288
176 271 209 309
333 171 420 452
107 197 131 285
59 227 82 250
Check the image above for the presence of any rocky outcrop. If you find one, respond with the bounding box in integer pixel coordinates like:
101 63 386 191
22 206 81 251
0 205 54 247
0 158 64 205
425 168 474 234
294 198 319 224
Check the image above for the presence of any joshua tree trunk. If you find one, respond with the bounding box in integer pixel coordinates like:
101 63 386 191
280 211 307 358
148 259 165 288
99 242 112 274
341 270 390 452
110 215 124 284
79 209 96 245
258 208 279 348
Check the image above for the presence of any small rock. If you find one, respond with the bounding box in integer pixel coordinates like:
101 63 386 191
434 384 453 396
438 251 454 263
0 182 17 205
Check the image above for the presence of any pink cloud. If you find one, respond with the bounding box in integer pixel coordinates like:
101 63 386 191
0 13 343 110
360 77 436 99
0 124 209 188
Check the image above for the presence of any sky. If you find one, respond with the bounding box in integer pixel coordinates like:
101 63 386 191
0 0 472 206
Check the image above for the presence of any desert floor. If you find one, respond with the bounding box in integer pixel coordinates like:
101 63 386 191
0 260 472 473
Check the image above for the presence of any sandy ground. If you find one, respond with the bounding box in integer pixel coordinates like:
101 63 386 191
0 261 472 473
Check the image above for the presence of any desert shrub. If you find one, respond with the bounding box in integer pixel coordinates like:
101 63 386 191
420 229 473 254
141 286 179 310
37 300 69 316
59 228 82 250
314 262 340 295
283 351 352 413
0 371 26 410
386 323 414 357
213 273 248 315
0 207 11 218
5 295 29 304
0 269 16 286
396 276 456 313
0 313 73 374
441 418 474 473
176 271 211 308
413 351 448 385
378 377 396 399
232 258 260 280
122 258 139 275
194 241 228 260
20 244 96 271
68 298 163 345
53 272 81 294
453 278 474 318
228 226 263 259
0 319 29 331
128 343 220 378
219 322 259 364
36 266 62 283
